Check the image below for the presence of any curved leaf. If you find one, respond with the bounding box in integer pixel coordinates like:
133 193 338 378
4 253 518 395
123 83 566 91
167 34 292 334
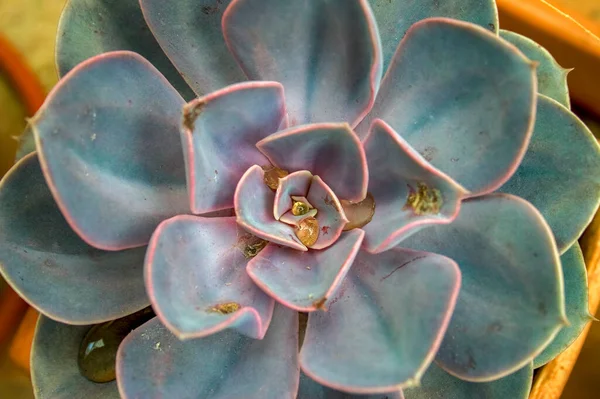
401 194 566 381
274 170 313 220
300 248 460 393
500 95 600 253
146 215 274 340
306 176 349 249
500 30 570 107
357 18 536 196
534 243 591 368
234 165 306 251
33 51 188 250
57 0 194 99
257 123 368 202
299 372 404 399
404 362 533 399
223 0 382 126
362 119 467 253
140 0 246 95
0 154 148 324
247 229 364 312
368 0 499 72
117 305 300 399
181 81 286 214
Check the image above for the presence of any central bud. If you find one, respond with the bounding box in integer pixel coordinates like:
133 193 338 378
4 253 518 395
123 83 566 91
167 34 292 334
292 201 310 216
256 167 348 251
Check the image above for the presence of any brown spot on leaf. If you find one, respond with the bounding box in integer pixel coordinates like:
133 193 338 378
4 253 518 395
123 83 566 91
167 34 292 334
321 226 330 235
486 322 503 333
207 302 240 315
323 195 340 212
467 349 477 370
183 100 206 132
538 302 547 316
312 297 327 310
237 234 268 259
420 146 437 162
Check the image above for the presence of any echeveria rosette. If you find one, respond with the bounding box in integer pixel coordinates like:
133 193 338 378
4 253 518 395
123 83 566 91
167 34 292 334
1 0 599 399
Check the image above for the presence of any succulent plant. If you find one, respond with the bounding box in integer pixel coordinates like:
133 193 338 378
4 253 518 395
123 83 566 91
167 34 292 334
1 0 600 398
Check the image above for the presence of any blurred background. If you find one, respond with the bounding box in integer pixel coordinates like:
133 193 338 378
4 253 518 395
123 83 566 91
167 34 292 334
1 0 600 398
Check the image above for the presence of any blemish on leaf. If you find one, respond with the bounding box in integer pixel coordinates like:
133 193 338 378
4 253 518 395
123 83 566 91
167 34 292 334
207 302 240 315
323 195 340 212
238 234 269 259
182 100 206 132
381 256 427 281
321 226 330 235
486 322 503 333
538 302 548 316
466 349 477 370
262 165 289 190
488 23 496 31
420 146 437 162
312 297 327 310
404 182 443 215
201 1 221 15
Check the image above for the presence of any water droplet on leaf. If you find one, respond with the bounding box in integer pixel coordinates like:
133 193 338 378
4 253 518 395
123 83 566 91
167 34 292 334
78 307 154 383
296 217 319 247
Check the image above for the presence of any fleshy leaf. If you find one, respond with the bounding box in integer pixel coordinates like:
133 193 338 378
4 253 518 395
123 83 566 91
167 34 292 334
306 176 349 249
33 51 188 250
117 305 299 399
362 119 467 253
274 170 313 220
235 165 306 251
223 0 382 126
182 81 286 214
368 0 499 72
401 194 566 381
0 154 148 324
247 229 364 312
403 362 533 399
299 372 404 399
15 124 36 162
357 18 536 196
500 30 570 107
146 215 274 340
32 316 119 399
300 248 460 393
57 0 194 99
534 243 591 368
257 123 368 202
500 95 600 253
140 0 246 95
